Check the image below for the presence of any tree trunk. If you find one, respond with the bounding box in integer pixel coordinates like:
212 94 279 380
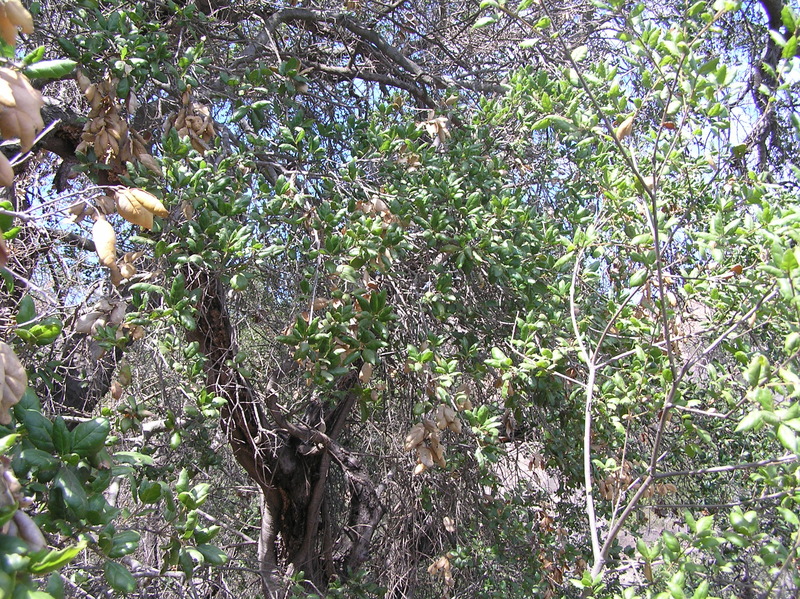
184 267 384 593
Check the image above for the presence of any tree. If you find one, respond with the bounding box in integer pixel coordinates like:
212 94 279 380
1 0 800 597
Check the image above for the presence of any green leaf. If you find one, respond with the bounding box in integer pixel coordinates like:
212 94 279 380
691 580 709 599
21 46 45 66
785 332 800 355
745 355 767 387
735 410 763 432
30 542 86 574
629 269 648 287
776 423 797 452
16 448 60 481
473 16 497 29
695 515 714 536
52 417 71 455
662 530 681 553
636 537 655 561
19 408 54 453
116 76 130 98
782 34 798 59
195 544 229 565
0 433 19 455
17 317 62 345
570 45 588 62
105 530 140 558
128 283 165 295
138 480 162 503
16 295 36 325
362 348 377 364
519 39 537 49
782 4 797 30
490 347 509 363
45 572 65 599
71 418 110 457
113 451 154 466
23 59 77 80
0 199 13 231
778 506 800 527
549 115 576 131
103 561 136 593
337 264 360 284
52 467 88 518
230 273 248 291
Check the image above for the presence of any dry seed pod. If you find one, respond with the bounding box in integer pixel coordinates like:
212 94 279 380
615 115 634 141
95 195 115 215
110 380 122 400
443 405 456 424
456 396 472 411
2 515 16 536
115 189 153 229
92 215 117 268
75 311 103 334
66 201 88 223
75 70 91 94
404 423 425 451
0 0 33 47
181 200 194 220
0 18 15 50
421 418 438 435
429 441 446 467
137 153 162 177
0 69 43 150
413 462 426 475
90 315 108 336
0 342 26 402
0 342 26 425
312 297 329 310
12 510 45 551
358 362 373 384
119 188 168 217
109 301 126 325
641 176 656 190
0 152 12 186
447 417 462 434
93 215 124 290
417 446 434 468
434 404 448 430
0 75 13 107
118 261 136 280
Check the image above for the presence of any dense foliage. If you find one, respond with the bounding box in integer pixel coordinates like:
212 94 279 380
0 0 799 597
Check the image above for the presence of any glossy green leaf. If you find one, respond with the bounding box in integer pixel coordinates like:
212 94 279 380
30 543 86 574
71 418 109 457
23 59 77 80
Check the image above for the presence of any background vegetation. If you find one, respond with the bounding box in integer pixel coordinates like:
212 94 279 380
1 0 799 597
